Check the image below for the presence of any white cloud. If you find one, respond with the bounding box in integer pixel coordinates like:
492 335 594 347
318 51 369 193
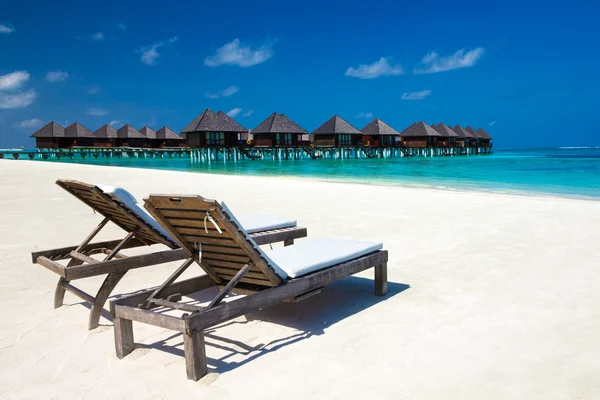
0 89 37 109
138 36 178 66
401 89 432 100
242 110 254 117
355 112 373 118
117 23 126 31
92 32 105 41
16 118 43 128
204 38 274 68
413 47 485 74
205 85 239 99
489 121 496 127
109 120 125 127
226 108 242 118
86 108 109 116
46 71 69 82
345 57 404 79
0 24 15 34
87 86 101 95
0 71 30 90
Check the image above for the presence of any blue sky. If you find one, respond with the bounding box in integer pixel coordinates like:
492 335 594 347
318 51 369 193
0 0 598 148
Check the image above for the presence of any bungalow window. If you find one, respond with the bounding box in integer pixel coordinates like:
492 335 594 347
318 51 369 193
206 132 224 145
338 134 351 146
276 133 292 146
381 136 394 146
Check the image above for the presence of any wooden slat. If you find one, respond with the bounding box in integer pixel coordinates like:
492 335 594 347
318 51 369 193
174 227 233 238
211 266 268 279
154 209 208 219
205 258 253 270
202 252 250 263
199 244 246 256
69 251 99 264
181 235 236 246
169 219 229 231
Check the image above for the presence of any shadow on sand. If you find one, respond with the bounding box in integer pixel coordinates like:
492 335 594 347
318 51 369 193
133 276 410 375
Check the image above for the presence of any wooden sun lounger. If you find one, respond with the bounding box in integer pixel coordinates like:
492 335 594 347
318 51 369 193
111 194 388 380
32 180 307 330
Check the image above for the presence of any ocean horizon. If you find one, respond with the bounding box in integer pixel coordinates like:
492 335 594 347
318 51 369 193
11 147 600 200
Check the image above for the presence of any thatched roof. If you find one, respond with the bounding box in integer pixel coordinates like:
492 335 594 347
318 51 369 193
312 115 361 135
253 112 307 134
182 109 245 133
476 128 492 140
156 126 185 140
432 122 459 138
117 124 146 139
452 125 475 138
400 121 441 137
65 122 95 138
94 124 118 138
216 111 248 132
139 126 157 139
360 118 400 136
465 126 480 138
30 121 64 138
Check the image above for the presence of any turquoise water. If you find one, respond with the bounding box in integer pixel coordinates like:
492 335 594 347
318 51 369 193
27 148 600 199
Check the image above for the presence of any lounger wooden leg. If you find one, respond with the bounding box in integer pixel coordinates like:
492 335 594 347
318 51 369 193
284 239 294 247
183 331 208 381
54 257 84 308
88 271 127 330
114 316 134 359
54 278 68 309
374 263 388 296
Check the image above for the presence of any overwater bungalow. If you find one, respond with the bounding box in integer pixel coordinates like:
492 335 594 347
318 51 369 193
431 123 460 147
156 126 186 147
312 115 362 147
64 122 96 147
465 126 481 147
252 112 307 147
476 128 493 147
399 121 441 148
117 124 147 148
30 121 65 148
182 109 246 147
94 124 118 147
452 125 476 147
139 126 157 147
360 118 400 147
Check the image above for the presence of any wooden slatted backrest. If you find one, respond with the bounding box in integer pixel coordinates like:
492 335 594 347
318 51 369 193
143 194 283 288
56 179 178 249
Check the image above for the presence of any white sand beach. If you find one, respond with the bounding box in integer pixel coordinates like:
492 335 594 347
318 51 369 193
1 159 600 400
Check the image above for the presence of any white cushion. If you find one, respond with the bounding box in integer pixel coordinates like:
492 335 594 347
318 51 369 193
219 201 290 280
95 185 297 246
236 214 297 234
266 238 383 278
96 184 175 242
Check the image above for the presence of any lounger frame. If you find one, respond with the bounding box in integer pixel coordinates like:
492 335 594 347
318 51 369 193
110 194 388 380
32 180 307 330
